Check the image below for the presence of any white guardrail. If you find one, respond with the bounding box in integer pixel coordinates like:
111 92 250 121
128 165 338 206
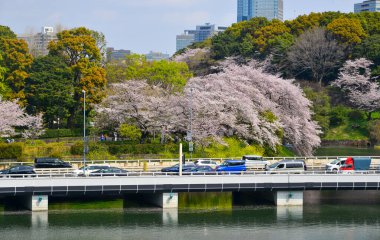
0 156 380 173
1 170 380 179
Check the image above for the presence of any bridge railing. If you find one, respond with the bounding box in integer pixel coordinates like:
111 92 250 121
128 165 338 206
2 170 380 179
1 156 380 171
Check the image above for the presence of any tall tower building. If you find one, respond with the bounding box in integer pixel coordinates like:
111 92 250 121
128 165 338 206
18 26 58 57
237 0 283 22
176 23 227 52
354 0 380 12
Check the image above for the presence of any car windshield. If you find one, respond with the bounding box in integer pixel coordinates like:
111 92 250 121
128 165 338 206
330 159 340 164
269 162 280 168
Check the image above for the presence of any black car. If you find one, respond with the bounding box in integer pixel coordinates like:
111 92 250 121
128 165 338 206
34 158 72 168
89 167 128 176
0 165 36 176
161 163 196 173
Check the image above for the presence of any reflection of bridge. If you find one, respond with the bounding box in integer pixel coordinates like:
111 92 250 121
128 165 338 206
1 172 380 211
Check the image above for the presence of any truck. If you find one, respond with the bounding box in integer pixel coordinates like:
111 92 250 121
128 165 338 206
339 157 371 172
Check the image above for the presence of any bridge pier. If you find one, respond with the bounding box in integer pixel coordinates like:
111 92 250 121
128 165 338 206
274 191 303 206
24 195 49 211
152 193 178 209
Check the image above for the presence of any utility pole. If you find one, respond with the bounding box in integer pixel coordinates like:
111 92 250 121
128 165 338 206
82 90 86 176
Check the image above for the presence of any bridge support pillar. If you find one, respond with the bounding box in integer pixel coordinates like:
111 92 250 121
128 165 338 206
275 191 303 206
25 195 49 211
153 193 178 209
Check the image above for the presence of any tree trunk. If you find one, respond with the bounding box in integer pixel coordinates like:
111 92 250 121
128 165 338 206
367 111 373 121
140 131 149 144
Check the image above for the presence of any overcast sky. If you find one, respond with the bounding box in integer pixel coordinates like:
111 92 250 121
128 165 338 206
0 0 360 55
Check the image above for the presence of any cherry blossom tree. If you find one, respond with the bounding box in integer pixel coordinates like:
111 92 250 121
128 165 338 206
0 99 43 137
169 61 321 156
22 113 45 139
96 62 321 156
95 81 174 142
332 58 380 120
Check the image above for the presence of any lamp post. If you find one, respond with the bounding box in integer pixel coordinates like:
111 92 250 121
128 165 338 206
82 90 86 176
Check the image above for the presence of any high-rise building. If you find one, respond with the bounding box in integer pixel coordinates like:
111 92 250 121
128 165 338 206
176 23 227 52
106 48 131 61
176 30 196 52
19 26 58 56
354 0 380 12
237 0 283 22
145 51 170 62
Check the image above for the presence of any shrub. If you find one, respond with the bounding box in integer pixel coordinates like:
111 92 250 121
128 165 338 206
70 142 109 155
348 110 366 121
0 143 23 159
330 106 350 127
119 124 142 141
41 129 84 138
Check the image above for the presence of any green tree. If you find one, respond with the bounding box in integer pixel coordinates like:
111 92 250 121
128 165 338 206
349 12 380 36
0 55 7 95
111 54 192 91
119 123 142 141
369 120 380 144
327 17 367 45
48 27 107 126
25 55 75 127
353 34 380 76
144 60 192 91
0 38 33 103
211 32 240 60
253 20 291 54
0 25 17 39
303 87 331 133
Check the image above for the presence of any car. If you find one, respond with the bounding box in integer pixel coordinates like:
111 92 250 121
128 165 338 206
34 158 72 168
89 167 128 176
184 165 215 173
74 164 111 176
325 158 347 172
242 155 270 170
161 163 196 173
194 159 218 169
0 165 36 176
216 160 246 173
266 160 306 173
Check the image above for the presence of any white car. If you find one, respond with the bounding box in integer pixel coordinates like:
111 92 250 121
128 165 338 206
74 164 111 176
325 158 347 172
242 155 270 170
194 160 218 169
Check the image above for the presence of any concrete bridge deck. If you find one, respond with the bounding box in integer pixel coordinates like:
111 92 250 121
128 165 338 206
1 172 380 196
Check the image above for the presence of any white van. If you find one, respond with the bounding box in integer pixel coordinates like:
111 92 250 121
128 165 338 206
266 160 306 173
325 158 347 172
242 155 269 170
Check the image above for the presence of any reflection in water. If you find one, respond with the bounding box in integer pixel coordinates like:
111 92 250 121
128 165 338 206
0 205 379 240
31 212 48 228
276 206 303 221
162 209 178 225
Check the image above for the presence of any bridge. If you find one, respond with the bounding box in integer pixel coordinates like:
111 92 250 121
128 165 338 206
1 171 380 211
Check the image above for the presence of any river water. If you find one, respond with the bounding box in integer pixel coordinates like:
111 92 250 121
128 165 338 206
0 205 379 240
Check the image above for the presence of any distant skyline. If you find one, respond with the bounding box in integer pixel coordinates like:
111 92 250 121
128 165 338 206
0 0 360 54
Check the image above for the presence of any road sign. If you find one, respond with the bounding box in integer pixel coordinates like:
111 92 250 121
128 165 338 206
189 142 194 152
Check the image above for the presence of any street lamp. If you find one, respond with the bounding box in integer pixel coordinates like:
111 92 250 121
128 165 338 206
82 90 86 175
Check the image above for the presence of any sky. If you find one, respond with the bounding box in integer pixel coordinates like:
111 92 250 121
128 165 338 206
0 0 360 55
